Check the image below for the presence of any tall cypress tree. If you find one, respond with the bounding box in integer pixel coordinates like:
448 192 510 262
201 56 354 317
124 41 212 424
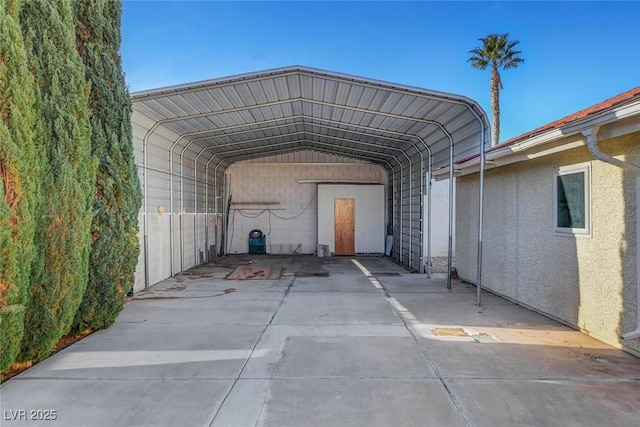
71 0 141 333
0 0 39 371
18 0 96 362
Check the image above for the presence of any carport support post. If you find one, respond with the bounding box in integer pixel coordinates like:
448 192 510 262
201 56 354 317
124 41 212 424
208 157 221 257
426 170 432 277
400 164 405 263
212 158 226 256
419 159 425 274
408 161 413 269
194 160 199 267
447 136 454 290
179 147 189 272
222 173 226 255
414 136 432 277
168 135 190 277
204 166 209 262
142 123 164 289
475 124 487 306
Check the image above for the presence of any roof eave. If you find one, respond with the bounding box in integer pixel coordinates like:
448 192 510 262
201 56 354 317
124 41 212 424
434 97 640 180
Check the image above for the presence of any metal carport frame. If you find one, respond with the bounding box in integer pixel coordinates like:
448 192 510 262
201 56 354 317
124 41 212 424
131 66 489 304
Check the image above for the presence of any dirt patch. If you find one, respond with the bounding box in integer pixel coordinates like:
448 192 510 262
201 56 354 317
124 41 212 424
129 288 237 301
432 328 468 337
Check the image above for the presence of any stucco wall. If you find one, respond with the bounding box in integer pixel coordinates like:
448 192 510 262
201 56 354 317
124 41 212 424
456 134 639 352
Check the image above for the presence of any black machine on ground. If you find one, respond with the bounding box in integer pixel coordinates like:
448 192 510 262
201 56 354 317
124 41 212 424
248 229 266 254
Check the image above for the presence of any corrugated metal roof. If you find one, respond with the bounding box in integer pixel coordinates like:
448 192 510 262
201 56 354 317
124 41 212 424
131 66 489 171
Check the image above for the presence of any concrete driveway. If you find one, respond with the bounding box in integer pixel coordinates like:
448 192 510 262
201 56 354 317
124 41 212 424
2 256 639 426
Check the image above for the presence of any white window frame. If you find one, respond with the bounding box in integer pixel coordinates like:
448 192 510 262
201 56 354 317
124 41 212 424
554 162 591 237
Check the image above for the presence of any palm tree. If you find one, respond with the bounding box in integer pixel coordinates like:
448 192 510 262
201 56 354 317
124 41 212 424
469 33 524 146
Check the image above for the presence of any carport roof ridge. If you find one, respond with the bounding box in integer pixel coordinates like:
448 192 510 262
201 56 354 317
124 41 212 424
131 66 489 170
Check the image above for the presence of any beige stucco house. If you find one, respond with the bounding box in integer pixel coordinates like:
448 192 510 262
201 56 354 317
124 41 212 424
450 87 640 355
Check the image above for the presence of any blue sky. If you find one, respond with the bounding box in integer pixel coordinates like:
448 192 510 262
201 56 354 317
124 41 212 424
121 1 640 142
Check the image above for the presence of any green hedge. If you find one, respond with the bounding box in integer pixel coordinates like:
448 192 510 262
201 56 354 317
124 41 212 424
0 0 39 371
71 0 141 333
18 0 96 362
0 305 26 371
1 0 138 369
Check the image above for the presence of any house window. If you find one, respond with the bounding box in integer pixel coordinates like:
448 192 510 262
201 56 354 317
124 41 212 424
554 163 591 236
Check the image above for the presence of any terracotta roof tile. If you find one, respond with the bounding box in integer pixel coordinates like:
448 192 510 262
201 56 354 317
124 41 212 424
494 86 640 150
446 86 640 168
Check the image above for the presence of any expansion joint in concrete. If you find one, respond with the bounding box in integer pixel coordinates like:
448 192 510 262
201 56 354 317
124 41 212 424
352 259 474 427
207 277 295 427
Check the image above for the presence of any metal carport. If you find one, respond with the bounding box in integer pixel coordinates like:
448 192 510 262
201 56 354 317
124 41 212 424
130 66 489 301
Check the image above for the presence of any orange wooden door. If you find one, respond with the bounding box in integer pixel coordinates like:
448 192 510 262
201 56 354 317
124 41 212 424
334 198 355 255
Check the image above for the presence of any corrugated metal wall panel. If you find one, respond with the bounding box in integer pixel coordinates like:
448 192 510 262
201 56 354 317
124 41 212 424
181 214 196 270
193 157 208 214
134 213 146 290
146 213 172 286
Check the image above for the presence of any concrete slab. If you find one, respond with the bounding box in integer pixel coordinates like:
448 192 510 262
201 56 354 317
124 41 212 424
355 257 409 274
211 379 272 427
1 378 231 427
419 337 640 380
447 378 640 427
119 290 284 325
290 274 378 293
321 258 364 274
389 291 560 327
241 324 415 379
226 265 284 280
255 379 468 427
17 323 265 379
285 262 330 277
146 274 291 293
378 274 472 293
273 336 434 378
272 292 400 325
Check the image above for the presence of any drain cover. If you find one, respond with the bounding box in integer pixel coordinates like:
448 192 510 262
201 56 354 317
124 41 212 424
473 333 498 343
